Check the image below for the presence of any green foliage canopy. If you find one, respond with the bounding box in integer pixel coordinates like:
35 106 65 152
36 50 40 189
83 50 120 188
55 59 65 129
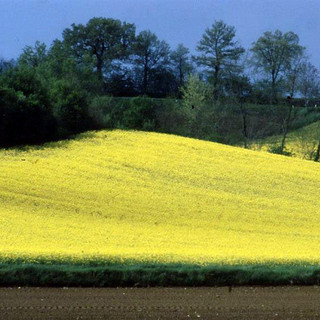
251 30 305 103
194 20 245 99
63 17 135 81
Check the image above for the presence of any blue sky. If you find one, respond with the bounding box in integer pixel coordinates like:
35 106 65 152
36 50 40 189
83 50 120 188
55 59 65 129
1 0 319 66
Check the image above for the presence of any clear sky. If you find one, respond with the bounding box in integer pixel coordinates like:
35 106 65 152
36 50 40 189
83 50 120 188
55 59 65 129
1 0 319 66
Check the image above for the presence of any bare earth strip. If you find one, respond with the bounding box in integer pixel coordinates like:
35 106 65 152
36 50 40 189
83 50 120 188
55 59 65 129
1 287 320 320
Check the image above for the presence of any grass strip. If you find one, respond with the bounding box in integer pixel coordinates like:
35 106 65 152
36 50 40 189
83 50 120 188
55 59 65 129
1 263 320 287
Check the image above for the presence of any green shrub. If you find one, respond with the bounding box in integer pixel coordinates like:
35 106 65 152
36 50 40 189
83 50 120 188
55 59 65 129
122 96 157 130
52 81 93 135
88 96 114 128
0 68 57 147
1 262 320 287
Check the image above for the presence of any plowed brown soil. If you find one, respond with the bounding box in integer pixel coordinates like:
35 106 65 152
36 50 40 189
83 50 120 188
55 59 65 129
1 286 320 319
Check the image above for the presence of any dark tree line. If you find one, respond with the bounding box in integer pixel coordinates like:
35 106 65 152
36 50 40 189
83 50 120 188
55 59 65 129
1 17 320 150
2 17 319 101
58 17 194 97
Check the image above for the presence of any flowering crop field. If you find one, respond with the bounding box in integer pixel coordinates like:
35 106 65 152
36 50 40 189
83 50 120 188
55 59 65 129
0 130 320 266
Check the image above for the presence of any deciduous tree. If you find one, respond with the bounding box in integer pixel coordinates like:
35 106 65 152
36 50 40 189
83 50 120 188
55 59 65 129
170 44 193 90
285 54 305 98
251 30 304 103
133 30 170 95
298 61 320 104
62 17 135 81
194 20 245 99
18 41 47 68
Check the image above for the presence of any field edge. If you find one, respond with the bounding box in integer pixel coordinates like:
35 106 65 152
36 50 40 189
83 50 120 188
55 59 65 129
1 262 320 287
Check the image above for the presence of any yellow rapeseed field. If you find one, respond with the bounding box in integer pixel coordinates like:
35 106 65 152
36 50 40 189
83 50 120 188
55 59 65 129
0 130 319 265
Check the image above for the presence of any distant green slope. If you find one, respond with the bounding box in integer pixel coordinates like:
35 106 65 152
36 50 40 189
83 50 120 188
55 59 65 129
252 120 320 160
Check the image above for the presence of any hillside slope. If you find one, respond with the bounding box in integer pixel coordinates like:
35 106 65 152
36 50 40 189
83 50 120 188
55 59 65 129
0 130 319 265
253 120 320 160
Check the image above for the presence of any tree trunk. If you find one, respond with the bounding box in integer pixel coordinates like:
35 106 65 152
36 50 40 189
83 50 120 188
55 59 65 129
239 102 248 148
315 135 320 162
280 103 293 154
179 66 183 87
142 55 149 94
213 65 220 100
96 55 103 81
143 66 148 94
178 57 183 87
271 76 277 104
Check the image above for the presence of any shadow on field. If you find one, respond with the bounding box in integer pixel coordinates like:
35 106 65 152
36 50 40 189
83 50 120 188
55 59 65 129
0 130 107 154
